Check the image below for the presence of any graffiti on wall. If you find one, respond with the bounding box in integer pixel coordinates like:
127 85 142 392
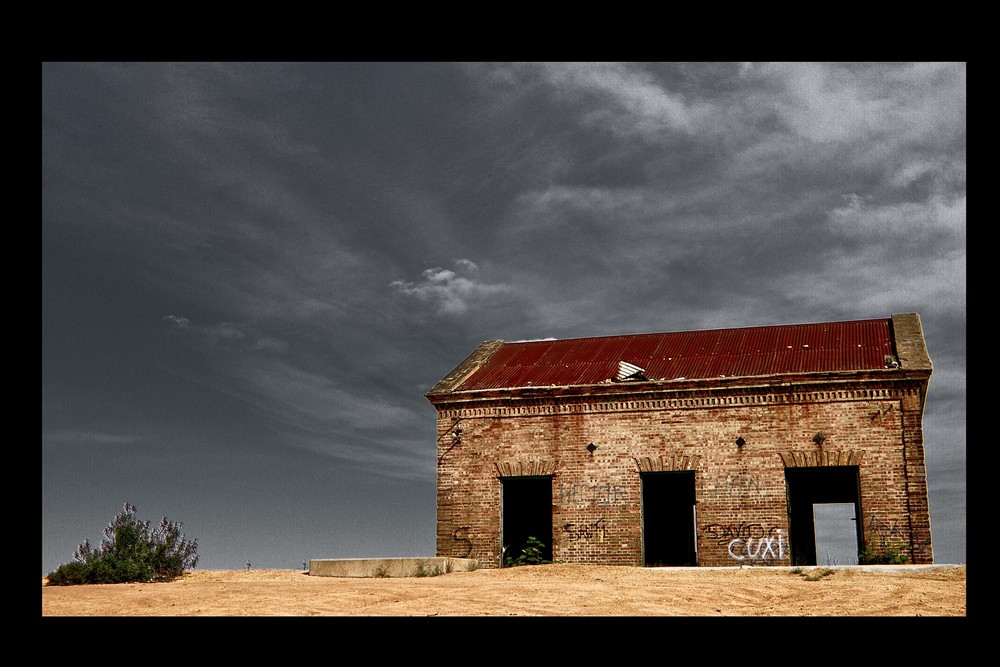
910 528 932 560
562 517 607 542
863 511 918 561
865 512 904 541
717 468 762 497
703 522 787 563
559 482 628 507
451 526 473 558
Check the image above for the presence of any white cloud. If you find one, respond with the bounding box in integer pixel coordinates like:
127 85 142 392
761 62 891 143
391 260 511 315
746 63 965 147
539 62 698 136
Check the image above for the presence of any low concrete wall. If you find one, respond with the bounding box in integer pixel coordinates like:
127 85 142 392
309 557 480 578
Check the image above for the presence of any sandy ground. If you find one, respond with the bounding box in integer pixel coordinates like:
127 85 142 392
41 563 966 617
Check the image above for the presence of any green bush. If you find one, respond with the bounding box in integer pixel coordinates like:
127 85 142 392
45 502 199 585
857 529 910 565
858 544 909 565
504 536 551 567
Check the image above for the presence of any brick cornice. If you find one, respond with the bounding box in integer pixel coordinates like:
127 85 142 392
435 385 920 420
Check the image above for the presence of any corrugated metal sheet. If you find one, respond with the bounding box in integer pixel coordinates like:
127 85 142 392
455 318 894 392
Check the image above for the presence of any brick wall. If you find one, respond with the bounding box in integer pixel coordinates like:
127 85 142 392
434 378 933 567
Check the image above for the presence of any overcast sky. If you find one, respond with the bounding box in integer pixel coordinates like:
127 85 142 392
42 62 966 573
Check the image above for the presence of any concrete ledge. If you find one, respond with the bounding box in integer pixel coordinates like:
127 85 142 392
308 557 480 578
648 564 964 572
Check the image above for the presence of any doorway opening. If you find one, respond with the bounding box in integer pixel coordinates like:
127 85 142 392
785 466 862 566
641 471 697 566
500 475 553 566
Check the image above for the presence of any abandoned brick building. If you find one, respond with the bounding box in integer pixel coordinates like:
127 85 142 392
426 313 934 568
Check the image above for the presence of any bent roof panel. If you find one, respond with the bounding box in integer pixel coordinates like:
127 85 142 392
454 318 894 392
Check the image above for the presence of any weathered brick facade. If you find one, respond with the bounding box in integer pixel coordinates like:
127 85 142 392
427 314 934 568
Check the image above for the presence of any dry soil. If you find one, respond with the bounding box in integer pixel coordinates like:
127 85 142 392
41 563 966 617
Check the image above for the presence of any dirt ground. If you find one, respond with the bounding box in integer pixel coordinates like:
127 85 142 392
41 563 966 617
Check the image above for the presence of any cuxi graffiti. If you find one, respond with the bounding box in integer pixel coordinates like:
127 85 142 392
703 522 787 563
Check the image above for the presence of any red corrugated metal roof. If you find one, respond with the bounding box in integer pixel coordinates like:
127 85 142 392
455 318 894 391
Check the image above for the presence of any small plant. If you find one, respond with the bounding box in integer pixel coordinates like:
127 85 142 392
790 567 803 575
858 543 909 565
857 524 911 565
412 560 443 577
371 563 391 578
503 536 551 567
46 502 199 585
467 559 480 571
800 568 835 581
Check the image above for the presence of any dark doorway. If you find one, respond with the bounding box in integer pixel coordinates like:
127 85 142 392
500 476 553 565
641 471 697 566
784 466 862 566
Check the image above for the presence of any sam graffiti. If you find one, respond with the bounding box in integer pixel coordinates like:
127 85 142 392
562 517 607 542
559 482 628 507
703 523 787 563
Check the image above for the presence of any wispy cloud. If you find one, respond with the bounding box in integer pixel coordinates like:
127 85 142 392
739 63 966 146
163 315 288 354
829 192 966 242
390 259 512 315
154 344 435 479
45 430 140 446
469 63 714 142
537 62 704 138
777 191 966 320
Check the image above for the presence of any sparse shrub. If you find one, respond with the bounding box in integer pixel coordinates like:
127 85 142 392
503 536 551 567
801 568 835 581
372 563 391 578
412 559 443 577
45 502 199 585
858 543 909 565
857 526 911 565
